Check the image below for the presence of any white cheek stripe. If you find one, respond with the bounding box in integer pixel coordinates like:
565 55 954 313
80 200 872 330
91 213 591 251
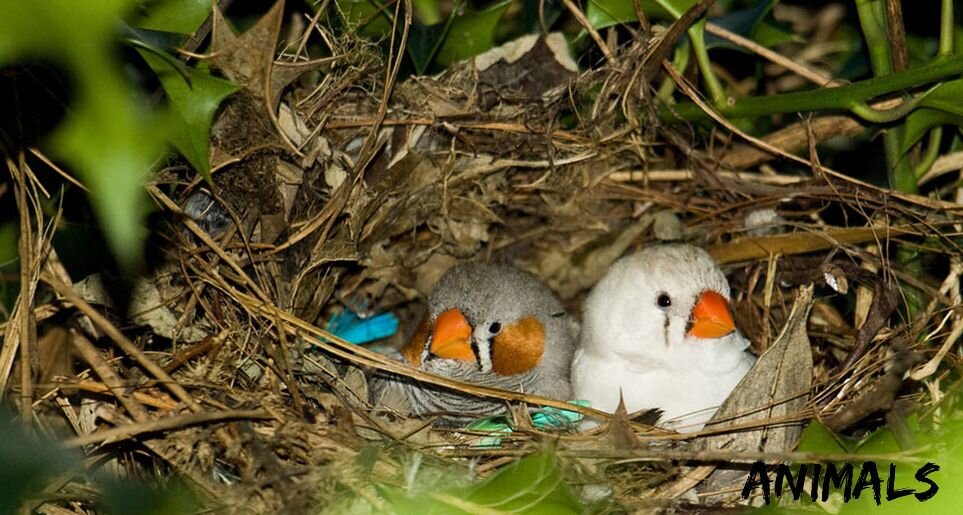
421 335 432 363
476 339 493 373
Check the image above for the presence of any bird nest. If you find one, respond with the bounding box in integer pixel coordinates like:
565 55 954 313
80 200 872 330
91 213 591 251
7 3 963 513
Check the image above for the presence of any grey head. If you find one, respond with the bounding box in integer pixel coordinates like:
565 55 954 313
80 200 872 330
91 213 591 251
421 263 574 398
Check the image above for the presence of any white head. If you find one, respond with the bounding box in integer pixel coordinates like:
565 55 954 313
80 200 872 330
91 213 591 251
580 244 750 374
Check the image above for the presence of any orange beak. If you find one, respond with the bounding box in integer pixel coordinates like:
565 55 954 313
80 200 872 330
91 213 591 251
429 308 475 361
687 290 736 339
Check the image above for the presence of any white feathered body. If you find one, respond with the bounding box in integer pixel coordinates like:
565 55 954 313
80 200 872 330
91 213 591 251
572 244 756 432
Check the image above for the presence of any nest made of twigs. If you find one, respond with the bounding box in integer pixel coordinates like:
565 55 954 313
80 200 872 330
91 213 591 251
6 3 963 513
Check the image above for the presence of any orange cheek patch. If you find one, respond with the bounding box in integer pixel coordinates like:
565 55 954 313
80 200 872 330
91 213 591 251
491 316 545 376
400 313 430 367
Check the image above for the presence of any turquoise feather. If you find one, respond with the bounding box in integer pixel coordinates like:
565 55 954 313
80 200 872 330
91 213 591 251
326 310 399 345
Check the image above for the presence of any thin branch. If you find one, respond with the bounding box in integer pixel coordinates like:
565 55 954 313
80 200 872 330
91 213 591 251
65 409 272 448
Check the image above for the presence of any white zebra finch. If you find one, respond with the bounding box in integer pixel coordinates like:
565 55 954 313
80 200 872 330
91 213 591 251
572 244 756 433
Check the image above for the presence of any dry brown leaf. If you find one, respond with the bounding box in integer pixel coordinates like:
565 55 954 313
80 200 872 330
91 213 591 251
209 1 284 94
696 284 814 502
472 33 578 110
838 279 898 372
73 273 211 342
606 395 641 450
709 226 920 264
36 326 73 394
534 214 654 299
271 59 339 109
209 0 328 110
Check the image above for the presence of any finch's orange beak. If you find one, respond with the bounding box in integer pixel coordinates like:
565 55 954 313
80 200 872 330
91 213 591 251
687 290 736 339
429 308 475 361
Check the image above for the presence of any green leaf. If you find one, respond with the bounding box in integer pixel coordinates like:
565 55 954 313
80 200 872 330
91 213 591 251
853 414 919 455
916 78 963 117
654 0 700 20
363 450 583 514
836 412 955 514
796 419 850 454
434 0 513 67
0 417 80 514
751 20 798 48
0 0 165 266
412 0 442 25
463 450 582 514
335 0 394 39
407 16 454 75
121 22 187 53
900 109 963 159
521 0 564 32
99 476 201 515
893 79 963 161
586 0 671 31
668 54 963 121
704 0 796 50
586 0 638 30
134 0 211 34
0 223 17 265
794 398 963 515
138 49 239 181
0 412 202 515
584 0 722 102
375 484 450 515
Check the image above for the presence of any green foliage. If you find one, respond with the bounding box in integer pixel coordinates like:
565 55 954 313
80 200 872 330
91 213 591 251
705 0 796 50
335 0 512 73
407 8 458 75
412 0 443 25
586 0 669 32
0 223 17 266
0 416 80 513
98 476 201 515
346 449 583 514
460 450 581 514
795 418 847 454
138 51 239 182
0 0 236 267
581 0 961 194
899 79 963 158
335 0 394 39
0 0 164 266
788 400 963 514
134 0 212 34
434 1 513 67
668 55 963 119
650 0 698 19
587 0 725 102
0 413 199 513
587 0 795 41
520 0 564 32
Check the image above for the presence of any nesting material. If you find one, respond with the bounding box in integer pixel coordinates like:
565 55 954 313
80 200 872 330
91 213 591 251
8 4 963 512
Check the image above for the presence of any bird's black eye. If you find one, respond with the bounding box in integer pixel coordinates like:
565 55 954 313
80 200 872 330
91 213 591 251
656 293 672 308
488 322 502 334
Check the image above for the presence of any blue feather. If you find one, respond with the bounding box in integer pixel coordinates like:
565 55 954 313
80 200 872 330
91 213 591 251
326 311 399 345
531 400 589 429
